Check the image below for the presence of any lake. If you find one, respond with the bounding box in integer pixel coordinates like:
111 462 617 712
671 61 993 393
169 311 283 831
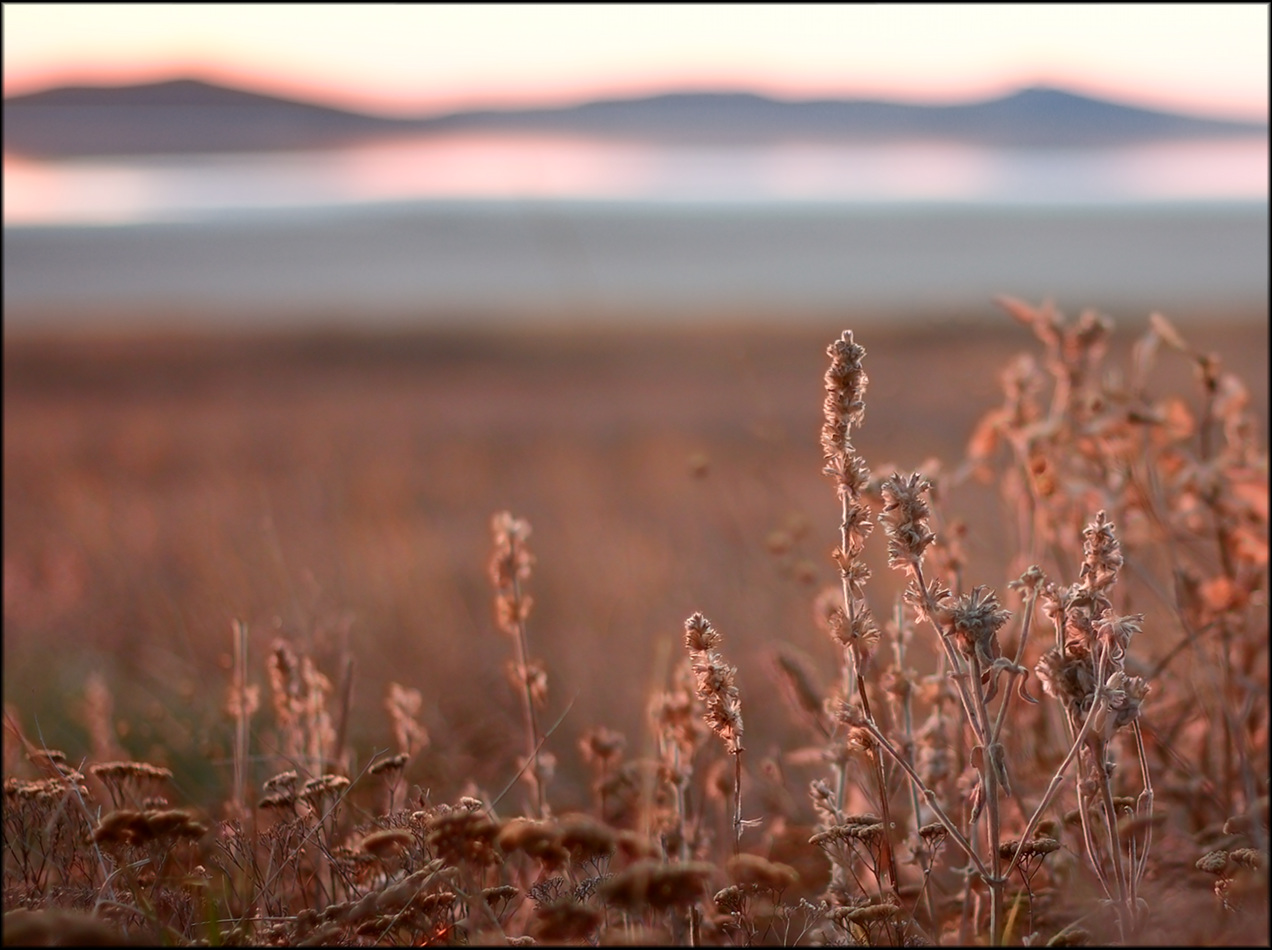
3 134 1267 225
3 135 1267 329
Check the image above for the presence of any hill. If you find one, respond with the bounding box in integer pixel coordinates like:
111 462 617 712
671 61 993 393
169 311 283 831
3 78 1265 157
2 78 416 155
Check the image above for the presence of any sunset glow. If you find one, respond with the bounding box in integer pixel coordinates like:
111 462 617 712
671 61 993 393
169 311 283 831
4 3 1268 121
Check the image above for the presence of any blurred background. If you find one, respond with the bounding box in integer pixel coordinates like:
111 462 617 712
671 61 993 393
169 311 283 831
3 3 1268 328
3 5 1268 810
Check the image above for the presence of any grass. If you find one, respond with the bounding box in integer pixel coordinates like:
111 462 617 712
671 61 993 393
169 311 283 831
2 301 1267 945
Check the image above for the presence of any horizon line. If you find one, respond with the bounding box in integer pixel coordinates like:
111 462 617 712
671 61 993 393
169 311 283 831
5 73 1267 128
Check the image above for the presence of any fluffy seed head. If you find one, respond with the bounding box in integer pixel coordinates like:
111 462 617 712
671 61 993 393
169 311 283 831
822 331 869 453
684 612 721 652
684 613 744 752
945 586 1010 669
1080 510 1123 592
880 472 937 570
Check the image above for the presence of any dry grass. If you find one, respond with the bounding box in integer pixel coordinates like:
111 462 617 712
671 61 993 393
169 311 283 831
3 302 1267 945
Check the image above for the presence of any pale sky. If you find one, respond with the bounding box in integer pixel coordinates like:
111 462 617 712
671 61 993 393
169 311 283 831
3 3 1268 121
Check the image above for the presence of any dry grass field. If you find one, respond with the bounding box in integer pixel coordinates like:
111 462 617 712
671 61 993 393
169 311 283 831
3 301 1267 945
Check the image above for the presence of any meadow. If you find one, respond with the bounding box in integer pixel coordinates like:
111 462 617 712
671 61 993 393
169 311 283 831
3 300 1267 945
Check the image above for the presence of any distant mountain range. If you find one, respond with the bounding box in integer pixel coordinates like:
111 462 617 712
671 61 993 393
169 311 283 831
4 77 1266 157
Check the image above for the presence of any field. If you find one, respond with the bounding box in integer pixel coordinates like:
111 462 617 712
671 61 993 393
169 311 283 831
3 301 1267 945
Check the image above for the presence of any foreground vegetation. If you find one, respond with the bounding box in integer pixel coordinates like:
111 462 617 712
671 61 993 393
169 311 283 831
4 299 1267 945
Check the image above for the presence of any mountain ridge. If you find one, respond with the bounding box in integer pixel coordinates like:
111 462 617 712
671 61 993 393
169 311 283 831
4 77 1265 157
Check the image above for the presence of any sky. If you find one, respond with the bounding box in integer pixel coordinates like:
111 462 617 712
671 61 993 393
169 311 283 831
3 3 1268 122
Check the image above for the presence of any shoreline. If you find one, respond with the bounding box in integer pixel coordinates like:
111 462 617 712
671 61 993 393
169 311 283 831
5 201 1267 330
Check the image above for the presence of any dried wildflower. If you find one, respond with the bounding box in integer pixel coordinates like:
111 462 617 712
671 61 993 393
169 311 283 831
918 822 948 844
26 748 68 773
144 808 208 839
811 818 886 847
598 858 715 911
258 791 296 811
1223 800 1270 837
726 853 799 891
490 511 535 633
684 613 744 754
1034 818 1061 839
557 813 617 863
385 682 429 755
498 818 568 868
905 576 953 627
1079 510 1123 593
650 674 707 761
943 585 1009 670
1097 671 1150 737
714 884 747 915
1229 848 1267 871
1036 644 1097 718
880 472 937 570
579 726 626 767
426 808 502 867
368 752 410 776
999 837 1060 860
92 809 153 847
300 774 350 802
266 640 336 774
530 900 603 943
1009 564 1047 595
684 612 722 652
821 330 870 479
1196 849 1231 874
362 828 413 859
262 770 300 792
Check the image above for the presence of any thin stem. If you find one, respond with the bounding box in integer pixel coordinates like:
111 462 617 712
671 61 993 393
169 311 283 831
970 653 1004 946
911 562 989 747
895 601 942 931
855 657 899 896
992 579 1041 746
1003 686 1106 881
1131 723 1154 891
509 570 545 819
850 713 989 881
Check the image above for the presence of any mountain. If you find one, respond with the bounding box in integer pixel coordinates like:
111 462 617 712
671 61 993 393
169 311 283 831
4 78 1265 158
2 79 417 156
422 86 1266 145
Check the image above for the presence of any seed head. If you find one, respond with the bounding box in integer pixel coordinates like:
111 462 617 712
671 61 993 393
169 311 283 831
822 331 869 457
945 586 1010 669
684 612 721 652
1080 510 1123 592
684 613 744 752
880 472 937 570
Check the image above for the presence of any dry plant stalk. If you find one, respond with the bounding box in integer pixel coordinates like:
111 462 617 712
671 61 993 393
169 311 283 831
818 330 899 901
489 510 551 817
683 612 745 856
2 299 1263 946
815 325 1162 945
